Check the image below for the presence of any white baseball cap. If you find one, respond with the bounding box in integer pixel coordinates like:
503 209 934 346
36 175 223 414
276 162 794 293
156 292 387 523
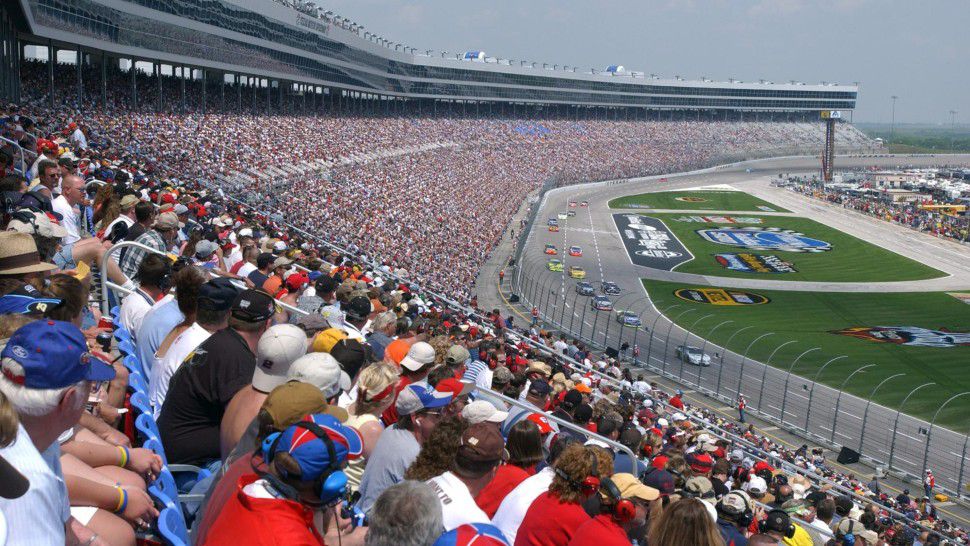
744 475 768 495
461 400 509 424
400 341 436 371
252 324 308 392
238 228 253 238
286 352 352 399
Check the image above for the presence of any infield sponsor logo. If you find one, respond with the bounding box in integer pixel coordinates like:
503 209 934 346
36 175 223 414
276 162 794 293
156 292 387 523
613 214 692 271
674 288 770 306
675 196 708 202
831 326 970 348
696 227 832 253
714 253 797 274
757 205 776 212
673 216 764 224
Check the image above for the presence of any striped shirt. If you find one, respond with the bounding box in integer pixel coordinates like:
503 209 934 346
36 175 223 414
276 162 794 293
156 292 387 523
0 424 70 546
120 229 168 280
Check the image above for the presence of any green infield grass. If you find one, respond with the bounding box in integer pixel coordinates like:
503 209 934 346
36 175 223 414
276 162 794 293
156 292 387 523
642 278 970 428
647 213 945 282
609 189 791 212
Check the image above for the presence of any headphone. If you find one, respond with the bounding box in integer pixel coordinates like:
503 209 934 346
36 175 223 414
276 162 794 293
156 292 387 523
600 477 637 523
758 509 796 539
554 448 600 497
716 492 754 528
835 519 857 546
257 420 349 507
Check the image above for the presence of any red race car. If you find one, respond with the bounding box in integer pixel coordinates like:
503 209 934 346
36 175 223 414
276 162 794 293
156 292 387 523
568 246 583 257
544 244 557 255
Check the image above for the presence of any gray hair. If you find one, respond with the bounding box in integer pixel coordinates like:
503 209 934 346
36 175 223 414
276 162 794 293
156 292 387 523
365 480 443 546
370 311 397 334
0 358 80 417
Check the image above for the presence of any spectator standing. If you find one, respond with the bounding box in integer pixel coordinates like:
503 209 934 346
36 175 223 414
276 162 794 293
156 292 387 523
738 394 747 423
51 174 84 245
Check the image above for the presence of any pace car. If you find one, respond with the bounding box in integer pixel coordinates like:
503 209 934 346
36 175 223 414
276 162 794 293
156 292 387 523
544 244 557 255
549 225 560 232
676 345 712 367
591 295 613 311
575 281 595 296
557 212 568 220
616 311 642 327
547 259 563 272
568 266 586 279
567 210 576 217
601 281 621 295
547 218 558 226
568 246 583 257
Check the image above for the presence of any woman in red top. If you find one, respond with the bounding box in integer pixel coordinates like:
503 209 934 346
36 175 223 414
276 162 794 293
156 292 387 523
514 444 614 546
475 418 544 517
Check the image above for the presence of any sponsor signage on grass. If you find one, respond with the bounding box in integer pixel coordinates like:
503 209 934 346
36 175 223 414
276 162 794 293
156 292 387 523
831 326 970 348
757 206 776 212
714 253 797 274
674 287 770 306
673 216 764 224
946 293 970 305
696 227 832 253
675 196 708 202
613 214 692 271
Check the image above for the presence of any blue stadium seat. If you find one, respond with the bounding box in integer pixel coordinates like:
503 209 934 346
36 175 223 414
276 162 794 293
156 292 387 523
127 371 148 394
129 391 152 417
156 506 190 546
135 413 160 441
109 305 120 322
118 339 137 358
142 437 168 466
114 328 131 344
123 355 146 381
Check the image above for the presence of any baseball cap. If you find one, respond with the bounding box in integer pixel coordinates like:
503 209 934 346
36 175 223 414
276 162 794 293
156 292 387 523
730 449 744 462
238 227 253 238
197 277 241 311
119 194 140 210
395 383 452 416
270 414 363 480
285 272 310 291
344 296 372 320
763 509 792 535
256 252 276 269
686 452 714 474
685 476 715 499
526 413 554 434
173 203 189 216
194 240 218 259
642 468 675 495
329 338 369 380
458 422 508 463
433 523 510 546
0 454 29 499
153 211 180 231
492 366 512 385
574 382 591 394
261 381 347 429
7 210 68 239
527 379 552 397
231 289 276 323
384 339 410 366
287 353 352 399
314 274 339 294
461 400 509 424
436 378 474 401
271 256 293 270
719 491 750 516
400 341 436 371
0 320 115 388
526 361 552 377
311 328 348 353
611 473 660 502
560 389 583 410
0 283 62 315
253 324 308 393
445 345 470 365
744 475 768 495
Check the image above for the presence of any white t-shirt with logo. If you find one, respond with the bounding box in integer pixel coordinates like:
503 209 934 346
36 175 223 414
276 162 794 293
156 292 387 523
149 323 212 416
426 471 491 532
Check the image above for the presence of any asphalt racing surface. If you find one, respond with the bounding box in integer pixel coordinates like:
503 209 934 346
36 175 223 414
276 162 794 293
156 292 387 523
475 154 970 503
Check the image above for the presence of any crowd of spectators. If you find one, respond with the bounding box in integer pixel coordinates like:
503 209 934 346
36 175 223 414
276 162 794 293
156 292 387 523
4 63 967 546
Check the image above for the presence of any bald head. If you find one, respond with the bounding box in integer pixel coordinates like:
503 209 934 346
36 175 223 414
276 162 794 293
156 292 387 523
60 175 85 206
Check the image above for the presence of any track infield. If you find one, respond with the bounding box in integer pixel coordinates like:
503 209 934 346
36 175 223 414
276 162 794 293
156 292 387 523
609 189 791 212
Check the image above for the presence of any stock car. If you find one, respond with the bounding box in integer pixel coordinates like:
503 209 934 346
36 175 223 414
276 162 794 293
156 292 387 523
544 244 557 255
591 295 613 311
575 281 595 296
676 345 712 367
616 310 642 327
601 281 621 295
568 266 586 279
569 201 577 207
567 210 576 217
557 212 568 220
568 246 583 257
549 225 560 232
547 259 564 272
580 201 589 207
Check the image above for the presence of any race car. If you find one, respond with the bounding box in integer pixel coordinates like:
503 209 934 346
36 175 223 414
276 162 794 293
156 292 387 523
568 246 583 257
546 259 563 272
601 281 621 295
616 310 642 327
568 201 577 208
568 266 586 279
547 218 558 226
580 201 589 207
676 345 712 367
591 295 613 311
548 225 560 232
566 210 576 217
575 281 595 296
557 212 568 220
544 244 557 255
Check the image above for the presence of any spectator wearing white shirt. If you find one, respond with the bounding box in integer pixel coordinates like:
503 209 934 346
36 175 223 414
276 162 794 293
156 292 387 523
70 123 88 150
119 253 170 336
51 174 84 245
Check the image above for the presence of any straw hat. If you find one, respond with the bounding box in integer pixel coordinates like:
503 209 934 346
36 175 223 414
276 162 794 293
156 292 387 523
0 232 57 275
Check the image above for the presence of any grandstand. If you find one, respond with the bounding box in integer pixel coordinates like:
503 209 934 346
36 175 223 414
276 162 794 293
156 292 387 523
6 2 970 546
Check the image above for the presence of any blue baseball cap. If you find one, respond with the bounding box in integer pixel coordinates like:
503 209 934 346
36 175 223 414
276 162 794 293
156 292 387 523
395 382 453 416
433 523 510 546
1 320 115 388
272 414 363 481
307 271 323 281
0 284 62 315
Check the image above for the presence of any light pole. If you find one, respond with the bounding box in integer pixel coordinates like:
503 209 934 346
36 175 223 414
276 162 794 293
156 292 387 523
830 364 874 444
922 392 970 479
890 95 898 139
757 340 798 409
716 325 755 395
804 355 848 431
680 314 714 382
736 332 774 400
647 304 681 369
858 373 905 454
888 382 935 469
699 320 733 389
663 308 697 377
948 110 958 151
779 347 821 425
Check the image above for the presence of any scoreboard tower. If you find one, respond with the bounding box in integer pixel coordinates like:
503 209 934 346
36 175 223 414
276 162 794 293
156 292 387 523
820 110 841 182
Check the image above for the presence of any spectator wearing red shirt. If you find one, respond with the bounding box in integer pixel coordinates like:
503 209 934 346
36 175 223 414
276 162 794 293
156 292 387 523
201 414 365 546
476 418 544 517
669 390 685 410
568 473 660 546
380 341 436 425
515 444 614 546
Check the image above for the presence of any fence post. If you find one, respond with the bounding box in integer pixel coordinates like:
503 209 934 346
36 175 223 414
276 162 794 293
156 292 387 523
922 392 970 480
663 308 697 377
681 314 714 381
647 305 680 369
717 325 754 396
737 333 774 400
804 355 848 432
779 347 821 425
757 340 797 410
830 364 874 444
858 373 905 455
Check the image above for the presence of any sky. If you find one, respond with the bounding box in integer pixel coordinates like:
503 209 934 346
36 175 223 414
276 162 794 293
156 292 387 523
323 0 968 124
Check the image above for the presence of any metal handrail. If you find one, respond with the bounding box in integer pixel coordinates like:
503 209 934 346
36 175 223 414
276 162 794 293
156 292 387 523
99 240 310 318
0 135 32 175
